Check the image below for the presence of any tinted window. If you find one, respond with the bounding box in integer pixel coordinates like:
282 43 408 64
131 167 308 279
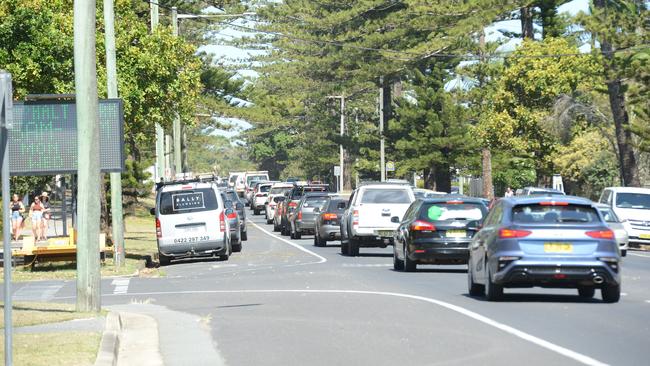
327 199 347 212
160 188 218 215
599 208 620 223
247 175 268 185
270 187 291 195
260 185 272 193
229 176 238 183
615 192 650 209
360 189 411 204
419 202 487 221
512 204 600 224
302 196 328 208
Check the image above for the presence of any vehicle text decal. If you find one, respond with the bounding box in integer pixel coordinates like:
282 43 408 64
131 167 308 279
172 192 205 211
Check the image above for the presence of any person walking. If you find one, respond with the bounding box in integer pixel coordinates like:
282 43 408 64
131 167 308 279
40 192 52 240
504 187 514 197
9 193 26 241
30 195 45 242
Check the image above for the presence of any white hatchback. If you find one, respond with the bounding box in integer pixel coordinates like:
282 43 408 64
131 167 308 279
152 181 231 265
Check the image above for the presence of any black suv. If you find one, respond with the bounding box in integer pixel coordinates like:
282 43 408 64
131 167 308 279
279 184 329 236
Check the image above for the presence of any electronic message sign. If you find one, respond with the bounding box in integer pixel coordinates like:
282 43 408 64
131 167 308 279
9 99 124 175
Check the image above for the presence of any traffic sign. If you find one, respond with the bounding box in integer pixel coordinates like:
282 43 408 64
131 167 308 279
386 161 395 172
334 165 341 176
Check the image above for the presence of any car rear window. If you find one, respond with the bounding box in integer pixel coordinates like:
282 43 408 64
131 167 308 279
326 199 347 212
259 185 272 193
360 189 411 204
303 196 328 208
247 175 268 185
293 186 328 199
419 202 486 221
512 204 600 224
615 192 650 209
159 188 219 215
270 187 291 195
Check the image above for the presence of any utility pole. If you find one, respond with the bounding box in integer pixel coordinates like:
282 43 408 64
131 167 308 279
74 0 101 312
379 76 386 182
104 0 124 267
171 7 182 174
327 95 346 193
151 0 164 181
479 31 493 200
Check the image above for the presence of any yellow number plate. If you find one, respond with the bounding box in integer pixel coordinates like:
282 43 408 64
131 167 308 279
446 230 467 238
639 234 650 239
544 243 573 253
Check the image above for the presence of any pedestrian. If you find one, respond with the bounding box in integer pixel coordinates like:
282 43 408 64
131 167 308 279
40 192 52 240
30 195 45 241
504 187 514 197
9 193 26 241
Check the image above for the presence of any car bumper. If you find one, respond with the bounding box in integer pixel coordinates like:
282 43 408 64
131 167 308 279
493 259 621 288
296 220 316 233
408 241 470 263
353 227 397 238
318 224 341 240
158 239 228 258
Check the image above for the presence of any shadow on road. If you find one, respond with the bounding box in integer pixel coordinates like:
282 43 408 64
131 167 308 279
463 293 603 304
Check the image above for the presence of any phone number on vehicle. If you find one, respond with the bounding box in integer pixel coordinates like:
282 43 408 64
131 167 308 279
174 236 210 244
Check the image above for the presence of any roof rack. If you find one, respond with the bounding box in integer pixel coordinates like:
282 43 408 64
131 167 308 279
358 181 411 186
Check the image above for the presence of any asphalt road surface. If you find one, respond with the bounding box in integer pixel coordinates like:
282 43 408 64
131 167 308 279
9 208 650 366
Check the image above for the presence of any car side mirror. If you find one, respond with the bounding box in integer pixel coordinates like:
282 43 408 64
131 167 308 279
149 208 155 216
391 216 400 223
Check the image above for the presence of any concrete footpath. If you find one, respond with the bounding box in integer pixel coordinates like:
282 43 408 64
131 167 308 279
96 303 225 366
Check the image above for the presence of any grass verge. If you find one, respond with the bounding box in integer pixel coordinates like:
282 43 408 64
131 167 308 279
0 332 101 366
0 301 106 328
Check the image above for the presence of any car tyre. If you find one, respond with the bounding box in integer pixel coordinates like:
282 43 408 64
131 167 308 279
393 246 404 271
621 249 627 257
577 286 595 298
341 239 349 255
348 237 360 256
601 284 621 303
468 266 485 296
294 230 302 240
253 208 260 215
241 230 248 241
273 222 280 232
158 252 171 266
485 266 504 301
403 248 416 272
267 218 273 225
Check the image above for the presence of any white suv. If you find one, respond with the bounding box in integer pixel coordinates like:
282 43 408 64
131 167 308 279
340 183 415 256
599 187 650 245
152 180 231 265
265 183 294 223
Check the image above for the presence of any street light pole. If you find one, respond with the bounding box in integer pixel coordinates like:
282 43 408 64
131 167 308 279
151 1 165 181
379 76 386 182
327 95 345 193
171 7 182 175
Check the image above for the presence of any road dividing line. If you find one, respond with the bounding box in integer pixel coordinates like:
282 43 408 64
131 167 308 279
90 288 607 366
111 278 130 295
249 221 327 264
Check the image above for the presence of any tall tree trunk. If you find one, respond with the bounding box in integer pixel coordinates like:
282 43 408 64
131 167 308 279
435 162 451 193
424 167 435 190
343 147 353 191
482 148 494 199
520 7 535 39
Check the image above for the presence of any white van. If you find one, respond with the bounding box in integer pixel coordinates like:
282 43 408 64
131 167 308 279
152 180 231 265
599 187 650 245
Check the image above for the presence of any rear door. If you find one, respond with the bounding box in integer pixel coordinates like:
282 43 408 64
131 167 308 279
356 187 413 233
416 201 487 243
300 196 329 224
158 186 221 245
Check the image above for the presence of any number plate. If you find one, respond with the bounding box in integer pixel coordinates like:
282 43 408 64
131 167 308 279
378 230 394 237
174 236 210 244
639 233 650 239
544 242 573 253
446 230 467 238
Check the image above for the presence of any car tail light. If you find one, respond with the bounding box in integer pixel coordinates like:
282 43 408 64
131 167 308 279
256 193 265 197
446 200 463 204
227 212 237 219
270 203 276 208
353 209 359 227
155 218 162 238
539 201 569 206
499 228 532 238
586 229 614 239
323 213 337 220
410 220 435 231
289 202 297 208
219 211 226 232
298 211 302 220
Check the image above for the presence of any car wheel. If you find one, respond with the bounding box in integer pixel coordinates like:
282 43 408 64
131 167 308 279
341 239 349 255
241 230 248 241
393 245 404 271
577 286 595 298
273 222 280 232
485 265 504 301
267 218 273 225
158 252 171 266
468 265 485 296
403 247 416 272
253 209 260 215
348 237 360 256
294 230 302 240
232 243 242 253
621 249 627 257
601 284 620 303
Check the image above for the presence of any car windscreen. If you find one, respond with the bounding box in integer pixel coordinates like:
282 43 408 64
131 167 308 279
225 191 239 202
294 186 328 198
270 187 291 195
247 175 268 185
527 190 565 196
302 196 328 208
259 185 272 193
327 199 347 212
512 204 600 224
229 175 238 183
419 202 486 222
160 188 218 215
360 189 411 204
615 192 650 209
598 208 621 223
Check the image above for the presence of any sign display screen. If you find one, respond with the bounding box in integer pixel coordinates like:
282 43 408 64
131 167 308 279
9 99 125 175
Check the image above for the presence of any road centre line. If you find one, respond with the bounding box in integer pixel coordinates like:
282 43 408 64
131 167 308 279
248 221 327 264
62 289 607 366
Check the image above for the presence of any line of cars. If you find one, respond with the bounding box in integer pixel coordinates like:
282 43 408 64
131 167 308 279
254 181 643 303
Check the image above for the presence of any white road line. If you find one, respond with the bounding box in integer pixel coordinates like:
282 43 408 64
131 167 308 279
111 278 130 295
249 221 327 264
68 288 607 366
628 252 650 258
342 263 392 267
13 283 64 302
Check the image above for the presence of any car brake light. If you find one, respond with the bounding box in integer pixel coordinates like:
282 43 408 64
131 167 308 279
219 211 226 232
227 212 237 219
499 228 532 238
353 209 359 226
256 193 265 197
289 202 297 208
539 201 569 206
410 220 435 231
298 211 302 220
182 185 193 190
155 218 162 238
586 229 614 239
446 200 463 204
323 213 337 220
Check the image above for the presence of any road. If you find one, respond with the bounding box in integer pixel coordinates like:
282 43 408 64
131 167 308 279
9 208 650 365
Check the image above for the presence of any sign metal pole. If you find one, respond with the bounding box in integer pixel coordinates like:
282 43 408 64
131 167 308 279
1 70 14 366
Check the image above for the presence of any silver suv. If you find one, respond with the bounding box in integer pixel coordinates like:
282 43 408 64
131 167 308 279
152 180 231 265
